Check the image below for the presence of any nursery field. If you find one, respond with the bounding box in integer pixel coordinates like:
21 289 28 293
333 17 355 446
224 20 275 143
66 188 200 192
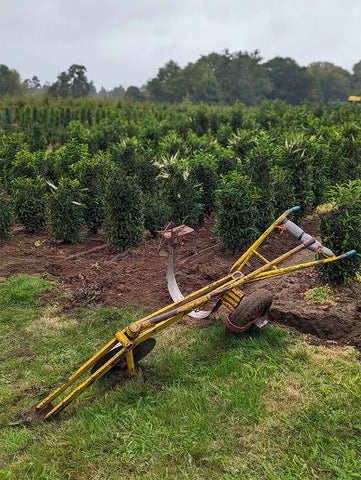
1 98 361 479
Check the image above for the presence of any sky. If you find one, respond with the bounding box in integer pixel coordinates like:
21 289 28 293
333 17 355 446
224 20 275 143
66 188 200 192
1 0 361 91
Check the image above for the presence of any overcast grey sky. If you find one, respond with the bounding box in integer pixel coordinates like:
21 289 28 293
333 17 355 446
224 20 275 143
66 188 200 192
1 0 361 91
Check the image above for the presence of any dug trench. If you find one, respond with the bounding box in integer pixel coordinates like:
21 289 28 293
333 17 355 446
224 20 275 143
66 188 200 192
1 215 361 350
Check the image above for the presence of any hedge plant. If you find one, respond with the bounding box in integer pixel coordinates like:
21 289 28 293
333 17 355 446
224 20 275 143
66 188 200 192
155 154 204 225
0 188 13 239
70 153 107 234
104 167 144 251
143 193 171 235
47 177 84 243
11 176 48 233
215 171 260 250
318 180 361 285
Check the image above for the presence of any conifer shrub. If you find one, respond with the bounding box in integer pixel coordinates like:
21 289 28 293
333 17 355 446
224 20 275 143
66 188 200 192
47 177 84 243
11 176 47 233
215 172 260 250
104 167 144 251
0 188 13 239
318 180 361 285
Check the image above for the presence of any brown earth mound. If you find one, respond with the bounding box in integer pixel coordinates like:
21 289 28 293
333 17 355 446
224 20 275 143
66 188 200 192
1 216 361 349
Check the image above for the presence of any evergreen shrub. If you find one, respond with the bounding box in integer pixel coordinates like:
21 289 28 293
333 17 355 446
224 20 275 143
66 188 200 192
215 172 260 250
318 180 361 285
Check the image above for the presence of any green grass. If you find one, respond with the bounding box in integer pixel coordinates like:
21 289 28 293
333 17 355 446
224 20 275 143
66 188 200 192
0 276 361 479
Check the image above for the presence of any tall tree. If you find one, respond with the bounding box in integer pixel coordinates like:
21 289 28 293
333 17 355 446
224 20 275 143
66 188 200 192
264 57 320 104
307 62 351 103
123 86 145 102
68 65 91 98
23 75 41 92
48 65 91 98
146 60 181 102
219 50 271 105
351 61 361 94
0 65 21 97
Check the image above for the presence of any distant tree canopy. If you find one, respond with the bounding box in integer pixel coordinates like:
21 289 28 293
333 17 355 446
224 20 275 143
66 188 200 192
0 65 21 97
1 52 361 105
144 52 358 105
146 51 271 105
48 65 93 99
351 61 361 93
307 62 352 103
264 57 320 105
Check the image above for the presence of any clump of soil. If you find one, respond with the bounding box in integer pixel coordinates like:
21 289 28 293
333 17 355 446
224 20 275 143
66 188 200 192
1 215 360 349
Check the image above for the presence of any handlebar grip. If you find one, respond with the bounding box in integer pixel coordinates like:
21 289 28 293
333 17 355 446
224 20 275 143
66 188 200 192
341 250 357 259
280 218 335 257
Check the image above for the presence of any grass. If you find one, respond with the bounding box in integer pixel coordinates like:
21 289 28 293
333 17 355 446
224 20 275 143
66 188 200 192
0 276 361 479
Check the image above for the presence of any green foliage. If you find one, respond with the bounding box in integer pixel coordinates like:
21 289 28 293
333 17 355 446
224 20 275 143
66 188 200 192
143 193 171 235
215 171 260 249
47 177 84 243
264 57 321 104
8 149 49 187
241 132 276 231
0 188 13 238
48 64 92 99
104 167 144 251
307 61 352 103
11 176 48 233
318 180 361 285
70 152 107 234
278 134 315 218
0 64 21 97
54 141 91 177
272 165 296 214
304 285 334 304
155 154 204 225
0 133 28 189
187 152 219 214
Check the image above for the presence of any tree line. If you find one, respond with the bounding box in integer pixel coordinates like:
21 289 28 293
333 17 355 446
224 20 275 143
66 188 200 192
1 50 361 105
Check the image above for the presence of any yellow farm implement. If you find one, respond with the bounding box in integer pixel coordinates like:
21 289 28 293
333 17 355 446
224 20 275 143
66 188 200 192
13 206 356 425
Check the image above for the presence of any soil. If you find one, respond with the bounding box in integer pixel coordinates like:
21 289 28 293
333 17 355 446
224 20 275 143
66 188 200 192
1 215 361 350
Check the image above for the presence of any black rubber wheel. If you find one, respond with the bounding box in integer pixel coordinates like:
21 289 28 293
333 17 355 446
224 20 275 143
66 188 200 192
229 290 273 328
91 337 156 374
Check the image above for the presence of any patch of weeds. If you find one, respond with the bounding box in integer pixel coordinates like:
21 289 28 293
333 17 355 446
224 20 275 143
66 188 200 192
304 285 337 304
314 202 332 215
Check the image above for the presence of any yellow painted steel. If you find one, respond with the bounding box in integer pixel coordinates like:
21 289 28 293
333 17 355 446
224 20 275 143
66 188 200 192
25 207 353 422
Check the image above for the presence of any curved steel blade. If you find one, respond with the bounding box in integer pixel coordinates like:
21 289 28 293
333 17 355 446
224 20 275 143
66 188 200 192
166 244 212 319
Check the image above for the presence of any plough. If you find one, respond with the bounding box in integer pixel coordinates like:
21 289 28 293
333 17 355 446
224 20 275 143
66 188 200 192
13 206 356 425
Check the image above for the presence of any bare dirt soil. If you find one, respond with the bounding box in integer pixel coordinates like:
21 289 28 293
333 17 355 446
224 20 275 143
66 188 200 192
1 215 361 349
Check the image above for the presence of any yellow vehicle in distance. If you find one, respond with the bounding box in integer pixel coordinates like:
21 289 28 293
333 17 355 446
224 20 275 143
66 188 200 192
348 95 361 103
